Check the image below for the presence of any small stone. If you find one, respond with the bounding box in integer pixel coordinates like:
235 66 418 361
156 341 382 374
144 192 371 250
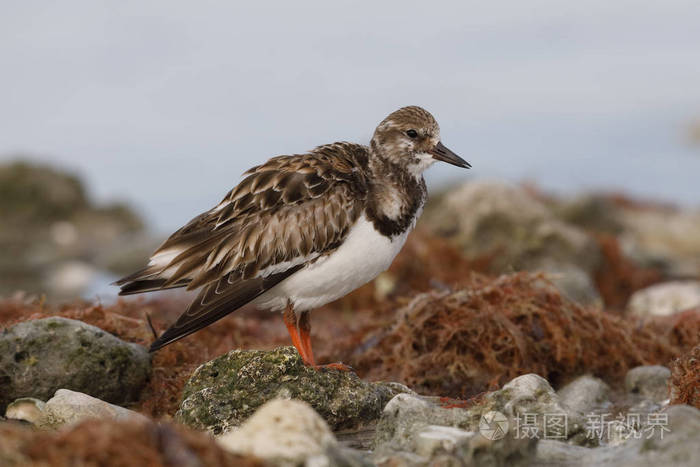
4 398 46 425
40 389 149 428
492 374 585 441
413 425 475 458
618 208 700 278
541 262 603 306
627 281 700 317
373 393 471 452
0 317 150 411
217 399 336 466
625 366 671 403
606 420 638 447
177 346 402 433
558 375 611 415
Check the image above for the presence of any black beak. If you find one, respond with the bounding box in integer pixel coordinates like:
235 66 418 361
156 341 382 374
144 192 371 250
430 142 471 168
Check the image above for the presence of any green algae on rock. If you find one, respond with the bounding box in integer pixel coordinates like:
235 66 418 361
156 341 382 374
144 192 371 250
176 346 405 434
0 317 150 411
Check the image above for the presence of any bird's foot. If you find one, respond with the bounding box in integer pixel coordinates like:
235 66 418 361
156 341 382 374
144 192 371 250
313 362 353 372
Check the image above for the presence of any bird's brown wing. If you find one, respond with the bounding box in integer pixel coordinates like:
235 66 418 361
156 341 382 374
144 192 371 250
148 266 302 351
115 143 370 350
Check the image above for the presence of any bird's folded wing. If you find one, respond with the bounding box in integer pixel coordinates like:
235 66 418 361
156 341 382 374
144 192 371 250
148 266 301 351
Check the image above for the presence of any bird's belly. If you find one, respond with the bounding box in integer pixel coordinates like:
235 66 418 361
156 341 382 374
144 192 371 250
253 214 412 312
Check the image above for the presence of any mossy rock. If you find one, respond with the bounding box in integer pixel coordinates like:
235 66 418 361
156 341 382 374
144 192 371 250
176 347 404 434
0 317 150 411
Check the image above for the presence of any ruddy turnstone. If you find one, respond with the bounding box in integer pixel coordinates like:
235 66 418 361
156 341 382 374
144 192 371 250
115 106 470 369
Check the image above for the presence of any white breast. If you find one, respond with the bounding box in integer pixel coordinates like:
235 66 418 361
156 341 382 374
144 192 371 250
253 213 416 312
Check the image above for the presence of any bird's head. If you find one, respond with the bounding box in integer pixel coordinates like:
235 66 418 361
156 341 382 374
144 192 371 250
370 106 470 175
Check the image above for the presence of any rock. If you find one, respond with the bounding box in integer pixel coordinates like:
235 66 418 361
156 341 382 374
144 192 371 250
373 394 468 452
428 181 601 273
412 425 474 458
372 374 589 465
618 207 700 278
375 374 583 450
41 389 148 428
372 393 535 465
552 194 626 234
539 262 603 306
374 423 534 466
217 399 336 466
534 405 700 466
0 317 150 411
5 397 46 425
621 404 700 467
625 366 671 403
177 346 402 434
424 181 602 304
535 439 593 465
490 374 585 441
627 281 700 317
413 424 534 466
310 444 375 467
4 398 46 425
5 390 147 429
558 375 611 415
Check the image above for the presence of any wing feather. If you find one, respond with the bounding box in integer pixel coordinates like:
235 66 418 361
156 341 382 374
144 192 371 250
148 266 301 351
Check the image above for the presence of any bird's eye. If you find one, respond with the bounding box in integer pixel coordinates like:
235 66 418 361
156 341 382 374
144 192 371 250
406 129 418 138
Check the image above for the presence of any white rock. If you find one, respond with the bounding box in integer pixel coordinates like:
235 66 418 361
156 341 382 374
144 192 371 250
413 425 475 457
558 375 611 415
627 281 700 317
5 397 46 425
624 366 671 403
41 389 148 428
619 209 700 278
437 180 601 278
217 399 337 466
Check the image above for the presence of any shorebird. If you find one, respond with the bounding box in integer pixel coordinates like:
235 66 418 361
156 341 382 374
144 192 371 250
116 106 470 369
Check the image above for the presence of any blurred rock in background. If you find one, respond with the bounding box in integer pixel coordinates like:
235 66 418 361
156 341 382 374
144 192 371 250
0 159 158 300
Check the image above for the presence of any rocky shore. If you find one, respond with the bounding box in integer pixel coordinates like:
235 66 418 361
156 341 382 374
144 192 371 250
1 180 699 466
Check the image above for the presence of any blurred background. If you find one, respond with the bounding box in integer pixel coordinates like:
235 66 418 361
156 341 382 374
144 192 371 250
2 0 699 301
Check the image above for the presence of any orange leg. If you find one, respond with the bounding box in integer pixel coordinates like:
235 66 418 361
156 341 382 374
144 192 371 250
297 311 317 366
283 304 310 364
298 311 352 372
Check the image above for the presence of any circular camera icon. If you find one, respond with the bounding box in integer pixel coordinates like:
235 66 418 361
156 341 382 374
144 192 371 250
479 410 509 440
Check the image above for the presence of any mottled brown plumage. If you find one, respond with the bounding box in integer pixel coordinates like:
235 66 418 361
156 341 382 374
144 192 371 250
115 106 469 357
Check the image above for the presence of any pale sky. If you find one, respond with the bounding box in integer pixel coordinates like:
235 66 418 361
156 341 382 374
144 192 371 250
2 1 700 231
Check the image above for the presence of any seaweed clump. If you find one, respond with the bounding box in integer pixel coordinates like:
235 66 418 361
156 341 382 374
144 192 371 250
351 272 698 398
669 342 700 409
0 418 261 466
